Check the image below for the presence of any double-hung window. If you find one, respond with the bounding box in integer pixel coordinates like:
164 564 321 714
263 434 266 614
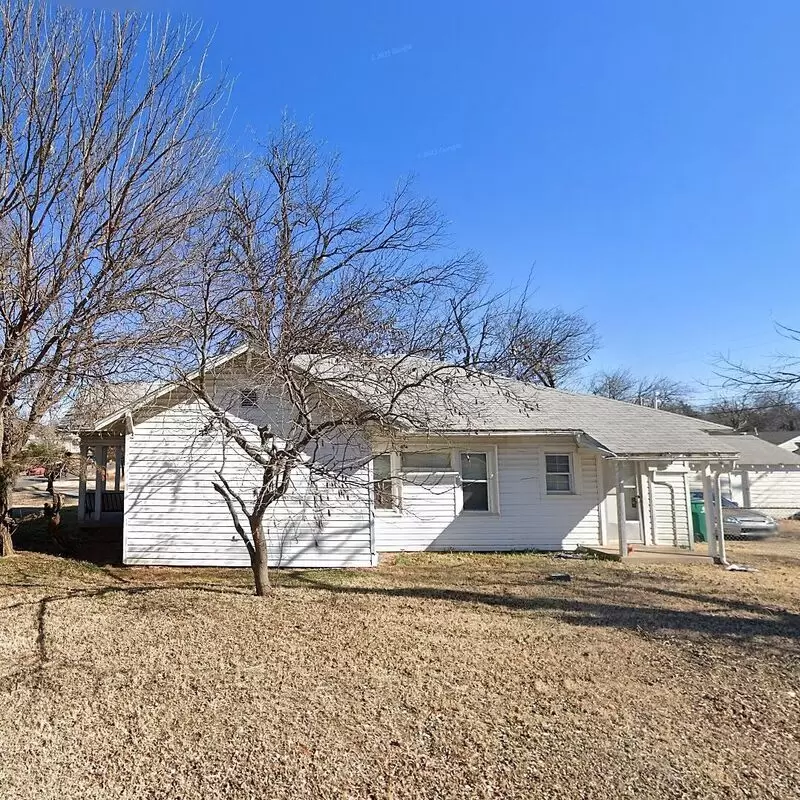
372 454 396 511
545 454 574 494
459 452 490 511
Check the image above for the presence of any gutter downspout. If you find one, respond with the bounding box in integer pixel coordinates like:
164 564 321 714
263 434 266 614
649 469 679 547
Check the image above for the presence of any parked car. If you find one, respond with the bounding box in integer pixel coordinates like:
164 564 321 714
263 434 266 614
690 491 778 539
25 466 46 477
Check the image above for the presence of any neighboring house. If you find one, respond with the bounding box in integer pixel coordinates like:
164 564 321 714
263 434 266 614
60 381 162 433
757 430 800 454
74 348 800 568
689 433 800 519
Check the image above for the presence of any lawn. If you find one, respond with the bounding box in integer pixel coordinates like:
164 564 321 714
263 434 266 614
0 530 798 799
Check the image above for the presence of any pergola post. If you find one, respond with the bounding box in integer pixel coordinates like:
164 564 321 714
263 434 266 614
114 445 122 491
615 461 628 558
702 467 718 560
77 440 88 522
714 470 728 564
93 445 106 522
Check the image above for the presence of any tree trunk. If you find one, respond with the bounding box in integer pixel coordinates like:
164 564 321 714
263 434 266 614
46 472 55 495
250 520 270 596
0 522 13 557
0 466 13 557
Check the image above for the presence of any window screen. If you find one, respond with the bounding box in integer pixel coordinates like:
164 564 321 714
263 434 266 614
400 451 452 471
372 454 394 510
460 452 489 511
545 454 573 494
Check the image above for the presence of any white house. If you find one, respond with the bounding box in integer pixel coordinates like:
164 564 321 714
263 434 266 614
75 348 799 568
687 433 800 519
757 430 800 454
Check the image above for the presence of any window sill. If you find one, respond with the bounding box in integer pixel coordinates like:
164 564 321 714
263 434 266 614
459 510 500 516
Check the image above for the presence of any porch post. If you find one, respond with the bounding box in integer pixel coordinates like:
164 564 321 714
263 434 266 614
741 469 752 509
615 461 628 557
714 471 728 564
77 440 88 522
93 445 106 522
702 467 718 560
114 445 122 491
596 454 608 546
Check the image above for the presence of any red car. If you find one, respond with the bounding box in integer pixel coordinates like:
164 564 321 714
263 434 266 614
25 466 46 477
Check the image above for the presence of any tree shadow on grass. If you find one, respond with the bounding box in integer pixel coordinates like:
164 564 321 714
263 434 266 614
11 506 124 566
2 582 253 682
286 573 800 650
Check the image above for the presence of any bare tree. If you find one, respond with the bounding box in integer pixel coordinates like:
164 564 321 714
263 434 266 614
589 368 693 412
719 323 800 392
702 389 800 432
0 0 224 554
20 432 77 495
446 276 598 387
162 120 525 595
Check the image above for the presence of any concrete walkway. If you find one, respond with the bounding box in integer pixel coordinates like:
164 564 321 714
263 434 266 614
582 545 715 564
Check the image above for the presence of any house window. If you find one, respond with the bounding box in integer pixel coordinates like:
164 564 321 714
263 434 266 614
400 451 452 472
545 454 573 494
240 388 258 408
460 452 490 511
372 454 395 510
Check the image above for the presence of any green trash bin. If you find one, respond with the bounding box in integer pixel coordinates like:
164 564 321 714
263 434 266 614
691 500 707 542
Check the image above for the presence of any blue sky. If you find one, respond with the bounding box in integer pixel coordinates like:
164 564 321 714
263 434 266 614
115 0 799 399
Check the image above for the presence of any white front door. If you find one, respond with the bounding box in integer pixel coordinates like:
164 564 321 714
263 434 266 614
605 462 644 545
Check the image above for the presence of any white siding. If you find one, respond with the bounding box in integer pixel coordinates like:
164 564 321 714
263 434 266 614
688 470 745 506
745 470 800 518
375 439 602 552
649 467 691 547
123 400 372 568
689 468 800 518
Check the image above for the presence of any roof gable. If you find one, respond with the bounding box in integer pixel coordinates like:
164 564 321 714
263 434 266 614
84 347 739 458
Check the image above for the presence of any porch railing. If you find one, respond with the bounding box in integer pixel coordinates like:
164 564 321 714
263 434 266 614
84 491 124 514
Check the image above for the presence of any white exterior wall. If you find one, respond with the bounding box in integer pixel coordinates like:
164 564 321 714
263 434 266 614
774 434 800 452
123 400 372 567
744 470 800 518
375 438 602 552
601 463 693 548
647 466 692 547
688 470 745 506
688 468 800 518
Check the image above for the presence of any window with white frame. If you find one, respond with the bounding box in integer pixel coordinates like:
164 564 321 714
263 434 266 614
545 453 574 494
459 452 490 511
372 454 396 510
400 451 453 472
239 388 258 408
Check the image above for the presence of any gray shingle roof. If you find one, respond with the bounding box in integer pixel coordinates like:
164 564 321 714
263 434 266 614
301 356 738 457
400 380 738 457
756 430 800 446
706 434 800 467
89 350 741 459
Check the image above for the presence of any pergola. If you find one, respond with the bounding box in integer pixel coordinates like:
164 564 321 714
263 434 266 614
76 433 126 523
611 457 736 564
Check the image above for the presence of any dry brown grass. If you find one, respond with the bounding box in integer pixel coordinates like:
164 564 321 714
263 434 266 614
1 529 799 799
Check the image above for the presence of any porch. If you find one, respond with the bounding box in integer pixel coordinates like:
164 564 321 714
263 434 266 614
600 458 734 565
582 545 715 565
77 436 125 526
